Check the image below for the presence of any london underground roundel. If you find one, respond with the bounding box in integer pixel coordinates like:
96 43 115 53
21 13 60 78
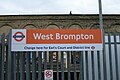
13 31 25 42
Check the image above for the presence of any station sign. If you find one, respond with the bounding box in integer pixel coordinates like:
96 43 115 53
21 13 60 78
11 29 102 51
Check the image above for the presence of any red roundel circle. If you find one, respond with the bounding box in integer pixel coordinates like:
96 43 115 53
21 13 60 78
13 32 25 42
91 46 95 49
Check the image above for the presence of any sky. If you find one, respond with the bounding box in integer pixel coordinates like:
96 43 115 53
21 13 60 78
0 0 120 15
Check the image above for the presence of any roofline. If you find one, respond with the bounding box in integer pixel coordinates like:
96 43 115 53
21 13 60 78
0 14 120 17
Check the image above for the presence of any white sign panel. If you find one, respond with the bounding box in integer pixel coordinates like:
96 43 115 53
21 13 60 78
11 29 102 51
44 70 53 80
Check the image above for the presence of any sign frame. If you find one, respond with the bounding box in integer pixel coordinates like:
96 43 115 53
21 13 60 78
11 29 103 51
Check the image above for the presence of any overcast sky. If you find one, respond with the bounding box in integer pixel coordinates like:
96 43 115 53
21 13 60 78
0 0 120 15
